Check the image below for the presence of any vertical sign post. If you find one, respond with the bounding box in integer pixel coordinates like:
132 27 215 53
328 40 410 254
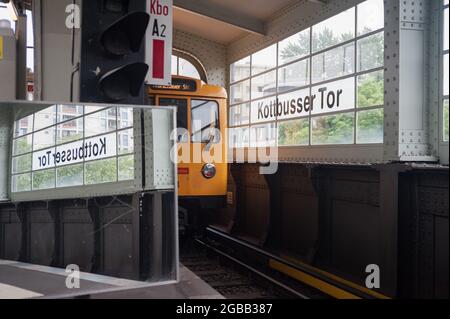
146 0 173 85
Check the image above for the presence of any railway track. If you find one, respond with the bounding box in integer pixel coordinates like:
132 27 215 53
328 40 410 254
180 239 305 299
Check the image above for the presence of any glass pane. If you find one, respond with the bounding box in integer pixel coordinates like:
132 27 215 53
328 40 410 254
229 104 250 127
358 70 384 108
12 154 32 174
444 7 449 51
57 104 83 122
56 118 83 144
13 135 32 155
312 42 355 83
118 128 134 154
54 140 84 167
357 32 384 72
33 169 55 190
357 108 384 143
85 105 108 114
312 8 355 52
118 107 134 128
171 55 178 75
26 9 34 47
191 100 219 143
32 147 56 171
444 53 449 96
444 99 449 142
229 127 249 148
85 158 117 185
251 44 277 76
26 48 34 73
251 96 277 124
311 77 355 115
278 118 310 146
33 127 56 151
118 155 134 181
278 29 310 65
179 57 200 79
251 70 277 99
311 113 354 145
12 173 31 193
56 164 83 188
276 88 312 121
14 114 33 137
357 0 384 35
230 80 250 105
249 123 277 147
278 58 310 93
230 56 251 83
34 105 57 131
85 108 117 137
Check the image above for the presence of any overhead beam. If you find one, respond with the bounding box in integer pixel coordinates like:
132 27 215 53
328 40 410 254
173 0 265 35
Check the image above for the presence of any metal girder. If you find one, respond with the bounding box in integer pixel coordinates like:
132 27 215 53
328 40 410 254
173 0 265 35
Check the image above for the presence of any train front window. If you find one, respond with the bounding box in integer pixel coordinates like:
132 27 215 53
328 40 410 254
159 98 188 130
191 100 220 144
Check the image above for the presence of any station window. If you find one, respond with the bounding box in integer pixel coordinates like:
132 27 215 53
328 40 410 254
229 0 385 148
443 0 449 142
11 105 135 193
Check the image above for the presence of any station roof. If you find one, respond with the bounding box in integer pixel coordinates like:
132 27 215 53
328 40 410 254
173 0 307 44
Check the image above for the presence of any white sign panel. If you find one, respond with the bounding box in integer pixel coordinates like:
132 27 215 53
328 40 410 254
146 0 173 85
32 133 117 171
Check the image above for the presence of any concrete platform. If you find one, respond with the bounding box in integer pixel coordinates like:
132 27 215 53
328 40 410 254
0 260 223 299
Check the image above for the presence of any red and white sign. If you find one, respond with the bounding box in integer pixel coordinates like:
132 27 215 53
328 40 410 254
146 0 173 85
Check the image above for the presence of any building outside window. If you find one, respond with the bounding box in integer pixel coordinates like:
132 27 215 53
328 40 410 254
228 0 385 148
442 0 449 142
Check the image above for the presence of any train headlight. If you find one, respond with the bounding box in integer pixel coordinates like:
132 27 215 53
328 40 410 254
201 164 216 179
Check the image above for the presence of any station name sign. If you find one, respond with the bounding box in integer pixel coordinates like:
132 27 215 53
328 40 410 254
149 78 197 92
32 133 117 171
251 77 355 123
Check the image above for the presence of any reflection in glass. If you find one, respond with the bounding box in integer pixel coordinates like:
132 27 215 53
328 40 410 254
12 173 31 193
229 104 250 127
358 70 384 108
357 108 384 143
118 107 134 128
56 118 83 145
357 0 384 35
230 56 251 83
278 29 310 65
312 42 355 83
444 53 449 96
34 105 57 131
33 127 56 151
57 164 83 188
12 154 32 174
444 7 448 52
33 169 55 190
85 108 117 137
13 135 32 155
312 8 355 52
118 155 134 181
14 114 33 138
118 128 134 154
251 70 277 99
251 44 277 76
311 113 354 145
278 118 310 146
278 59 310 93
444 99 449 142
57 104 83 122
230 80 250 105
85 158 117 185
357 32 384 72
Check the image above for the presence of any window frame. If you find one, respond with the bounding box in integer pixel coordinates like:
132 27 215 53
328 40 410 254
228 0 385 149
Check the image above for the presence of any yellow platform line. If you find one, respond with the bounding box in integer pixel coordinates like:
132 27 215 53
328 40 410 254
280 254 391 300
